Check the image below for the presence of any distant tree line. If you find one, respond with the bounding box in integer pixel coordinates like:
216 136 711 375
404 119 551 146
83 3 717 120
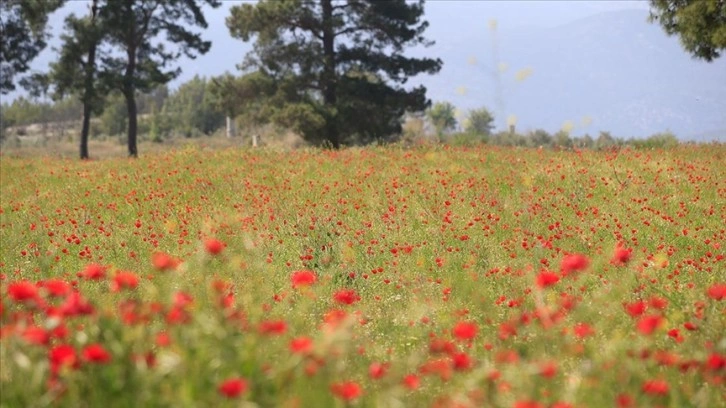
415 101 682 150
1 76 229 141
0 87 696 152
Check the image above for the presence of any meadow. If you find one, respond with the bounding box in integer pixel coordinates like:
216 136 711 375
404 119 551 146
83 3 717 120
0 144 724 407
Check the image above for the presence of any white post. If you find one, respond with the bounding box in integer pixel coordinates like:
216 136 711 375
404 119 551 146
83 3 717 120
226 116 236 138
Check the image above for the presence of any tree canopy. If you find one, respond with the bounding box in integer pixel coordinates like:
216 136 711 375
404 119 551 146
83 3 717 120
649 0 726 61
99 0 221 157
464 107 495 136
226 0 442 147
427 101 457 139
43 0 105 159
0 0 65 94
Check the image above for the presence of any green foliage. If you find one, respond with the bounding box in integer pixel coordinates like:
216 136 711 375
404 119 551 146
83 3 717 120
147 105 162 143
595 131 619 150
46 1 105 108
553 130 573 148
209 72 276 127
99 92 127 137
1 97 49 128
464 107 495 136
630 131 681 149
163 76 225 137
649 0 726 61
136 85 169 117
0 0 65 93
207 74 242 118
573 134 595 149
0 97 82 128
527 128 553 147
446 132 486 146
226 0 442 147
427 101 457 139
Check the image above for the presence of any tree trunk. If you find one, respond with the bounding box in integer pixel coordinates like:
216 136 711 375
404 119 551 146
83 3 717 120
321 0 339 148
124 1 138 158
80 104 91 160
124 44 138 157
125 89 138 157
80 0 98 160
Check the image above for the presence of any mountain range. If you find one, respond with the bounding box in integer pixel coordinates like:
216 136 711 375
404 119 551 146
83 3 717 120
412 8 726 140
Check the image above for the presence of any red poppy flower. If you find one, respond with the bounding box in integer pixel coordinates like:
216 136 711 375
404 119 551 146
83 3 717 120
204 238 225 255
705 353 725 371
573 322 594 338
333 289 360 305
258 320 287 335
452 352 473 371
667 328 683 343
641 379 669 396
59 291 94 317
419 358 453 381
636 314 663 335
539 361 558 378
22 326 49 345
291 270 316 288
429 338 456 355
43 279 71 297
624 300 647 317
323 309 348 330
706 283 726 300
330 381 362 401
218 377 248 398
289 336 313 355
49 344 77 373
152 252 180 271
111 271 139 292
173 291 194 308
615 393 634 408
82 344 112 364
611 245 632 266
535 270 559 288
79 263 107 280
560 254 590 276
156 332 171 347
7 281 38 303
514 401 544 408
452 321 478 341
369 362 389 379
402 374 420 390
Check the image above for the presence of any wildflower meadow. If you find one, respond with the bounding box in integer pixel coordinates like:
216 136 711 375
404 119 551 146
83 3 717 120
1 145 724 407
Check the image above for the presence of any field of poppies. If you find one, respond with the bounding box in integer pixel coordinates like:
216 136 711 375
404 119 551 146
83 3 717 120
1 144 724 407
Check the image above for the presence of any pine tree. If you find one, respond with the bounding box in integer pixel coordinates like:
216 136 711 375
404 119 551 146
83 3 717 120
0 0 65 94
99 0 221 157
46 0 104 159
649 0 726 61
226 0 441 147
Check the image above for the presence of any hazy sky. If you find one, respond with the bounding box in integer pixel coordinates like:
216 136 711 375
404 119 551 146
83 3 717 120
6 0 652 101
